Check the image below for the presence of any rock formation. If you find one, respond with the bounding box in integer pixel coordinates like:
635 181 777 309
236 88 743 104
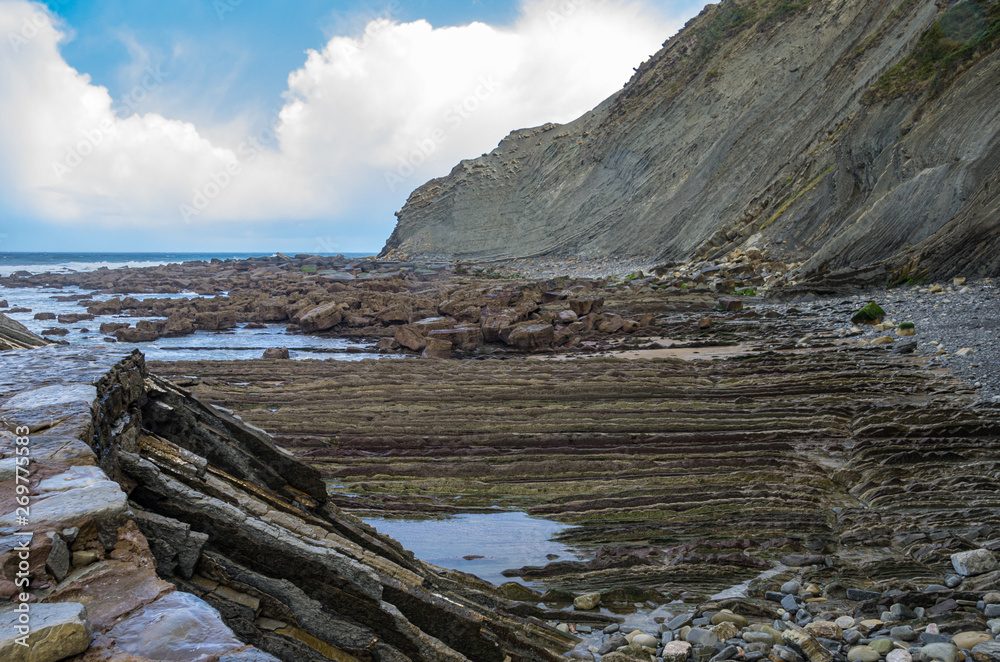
0 347 573 661
383 0 1000 281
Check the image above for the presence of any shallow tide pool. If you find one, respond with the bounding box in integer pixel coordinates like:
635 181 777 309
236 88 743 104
362 511 582 587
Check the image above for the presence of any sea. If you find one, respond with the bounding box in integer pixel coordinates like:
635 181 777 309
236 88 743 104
0 252 383 362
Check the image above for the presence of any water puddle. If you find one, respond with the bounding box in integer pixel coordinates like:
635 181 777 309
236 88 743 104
362 511 583 587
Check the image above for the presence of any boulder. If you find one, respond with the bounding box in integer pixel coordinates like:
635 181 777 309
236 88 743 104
569 297 604 316
952 549 998 576
298 302 343 333
954 633 993 650
194 311 237 331
262 347 290 360
717 297 744 311
163 314 196 337
115 321 163 343
421 338 453 359
428 326 484 352
574 592 602 610
34 312 56 320
852 302 886 325
663 641 693 662
503 322 554 350
394 325 428 351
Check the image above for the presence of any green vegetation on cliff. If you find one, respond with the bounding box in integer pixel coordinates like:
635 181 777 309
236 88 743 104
866 0 1000 101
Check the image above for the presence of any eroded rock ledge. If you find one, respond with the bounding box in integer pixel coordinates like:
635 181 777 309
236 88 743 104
0 347 573 661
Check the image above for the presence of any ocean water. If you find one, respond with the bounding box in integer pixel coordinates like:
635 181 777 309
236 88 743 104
0 252 384 361
0 252 372 277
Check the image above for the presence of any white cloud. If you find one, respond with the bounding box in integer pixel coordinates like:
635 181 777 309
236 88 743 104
0 0 684 233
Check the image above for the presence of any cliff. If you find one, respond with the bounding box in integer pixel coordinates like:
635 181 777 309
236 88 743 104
382 0 1000 281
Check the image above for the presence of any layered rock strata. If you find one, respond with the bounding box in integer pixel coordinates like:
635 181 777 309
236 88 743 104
0 347 574 661
155 345 1000 600
383 0 1000 281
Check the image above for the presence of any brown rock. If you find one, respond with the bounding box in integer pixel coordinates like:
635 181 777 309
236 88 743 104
298 302 343 333
718 297 744 311
58 314 95 324
569 297 604 316
193 311 237 331
428 326 484 352
394 325 428 352
555 310 579 325
262 347 291 359
41 327 69 336
100 322 129 335
698 316 713 330
504 323 554 350
115 321 163 343
34 312 57 320
421 338 453 359
163 315 195 337
599 314 626 333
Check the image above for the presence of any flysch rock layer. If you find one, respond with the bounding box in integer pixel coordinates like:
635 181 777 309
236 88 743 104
383 0 1000 282
0 312 50 350
0 346 574 661
153 346 1000 600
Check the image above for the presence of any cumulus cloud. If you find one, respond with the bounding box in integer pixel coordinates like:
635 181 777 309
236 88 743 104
0 0 685 235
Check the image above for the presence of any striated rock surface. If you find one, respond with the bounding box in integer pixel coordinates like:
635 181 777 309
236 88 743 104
0 312 50 350
383 0 1000 282
0 347 573 661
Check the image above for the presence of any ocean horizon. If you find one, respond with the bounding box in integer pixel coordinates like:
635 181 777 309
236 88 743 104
0 251 376 277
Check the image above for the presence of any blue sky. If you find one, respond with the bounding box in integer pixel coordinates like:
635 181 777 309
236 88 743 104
1 0 708 253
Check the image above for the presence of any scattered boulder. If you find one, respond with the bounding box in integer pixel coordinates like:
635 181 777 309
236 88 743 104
421 337 453 359
852 302 886 325
297 302 343 333
952 549 999 577
262 347 291 359
574 592 602 610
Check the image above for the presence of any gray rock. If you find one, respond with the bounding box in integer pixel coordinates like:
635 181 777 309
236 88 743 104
985 605 1000 619
0 602 92 662
599 634 627 655
0 478 127 527
687 628 720 648
744 632 776 646
921 643 959 662
711 645 739 662
892 626 918 642
951 550 999 577
970 641 1000 662
945 574 964 589
783 582 801 596
845 630 862 645
781 594 800 612
891 603 917 620
667 613 694 630
45 532 70 583
771 644 804 662
847 589 881 601
605 623 621 634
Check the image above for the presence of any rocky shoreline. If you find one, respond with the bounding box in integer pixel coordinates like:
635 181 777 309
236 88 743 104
2 254 1000 662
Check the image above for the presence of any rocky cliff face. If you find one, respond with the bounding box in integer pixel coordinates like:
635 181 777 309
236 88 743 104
383 0 1000 281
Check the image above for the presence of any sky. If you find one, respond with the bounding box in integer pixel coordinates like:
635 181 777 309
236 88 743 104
0 0 709 253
